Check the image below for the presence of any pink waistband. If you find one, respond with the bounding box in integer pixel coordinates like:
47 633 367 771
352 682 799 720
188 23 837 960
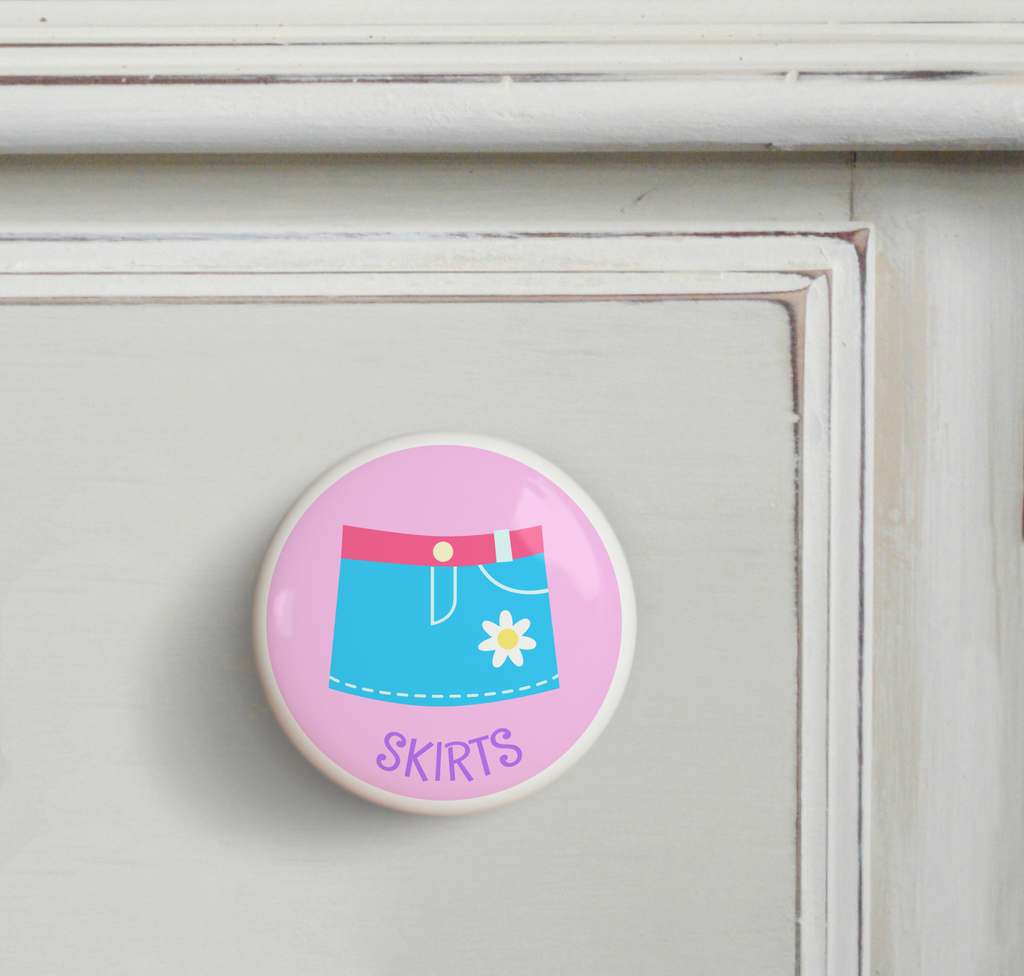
341 525 544 567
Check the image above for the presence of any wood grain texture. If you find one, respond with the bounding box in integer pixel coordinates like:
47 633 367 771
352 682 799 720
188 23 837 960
854 154 1024 976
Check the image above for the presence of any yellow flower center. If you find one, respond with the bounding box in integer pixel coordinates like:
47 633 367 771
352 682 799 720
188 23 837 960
497 628 519 650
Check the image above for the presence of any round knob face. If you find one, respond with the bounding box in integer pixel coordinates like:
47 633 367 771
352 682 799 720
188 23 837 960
253 433 635 815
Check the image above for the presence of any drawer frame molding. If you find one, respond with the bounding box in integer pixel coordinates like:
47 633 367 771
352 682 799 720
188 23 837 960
0 224 874 976
1 2 1023 151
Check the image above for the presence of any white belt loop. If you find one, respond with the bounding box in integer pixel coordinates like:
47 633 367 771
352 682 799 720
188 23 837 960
493 529 513 563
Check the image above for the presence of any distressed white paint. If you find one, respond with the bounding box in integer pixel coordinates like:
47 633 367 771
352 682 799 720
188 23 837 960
854 157 1024 976
1 2 1024 151
0 154 857 231
0 221 870 974
4 145 1019 976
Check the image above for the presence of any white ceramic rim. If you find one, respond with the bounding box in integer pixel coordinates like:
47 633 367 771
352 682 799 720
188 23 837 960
252 431 637 816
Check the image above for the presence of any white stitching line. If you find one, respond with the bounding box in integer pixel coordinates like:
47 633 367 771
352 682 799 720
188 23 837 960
335 683 551 699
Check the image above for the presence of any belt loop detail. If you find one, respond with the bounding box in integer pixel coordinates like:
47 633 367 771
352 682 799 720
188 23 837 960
493 529 513 563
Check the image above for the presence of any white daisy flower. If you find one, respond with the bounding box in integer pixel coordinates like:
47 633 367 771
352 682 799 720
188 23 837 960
478 610 536 668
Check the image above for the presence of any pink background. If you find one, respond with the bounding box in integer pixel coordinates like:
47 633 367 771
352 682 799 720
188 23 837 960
266 444 623 800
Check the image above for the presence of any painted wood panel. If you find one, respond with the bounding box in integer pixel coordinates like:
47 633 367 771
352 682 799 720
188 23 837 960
854 155 1024 976
3 2 1024 151
4 151 1019 975
0 209 870 975
0 301 797 974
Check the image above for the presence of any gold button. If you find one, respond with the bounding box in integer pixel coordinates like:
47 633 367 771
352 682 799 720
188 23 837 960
432 541 454 562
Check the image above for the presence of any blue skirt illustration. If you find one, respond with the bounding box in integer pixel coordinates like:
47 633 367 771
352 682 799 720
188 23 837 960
329 525 560 706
